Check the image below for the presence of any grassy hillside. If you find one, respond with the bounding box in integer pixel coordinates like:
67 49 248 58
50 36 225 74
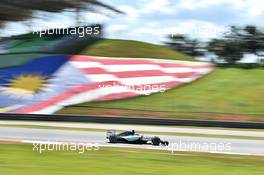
81 39 193 61
0 53 51 68
58 68 264 122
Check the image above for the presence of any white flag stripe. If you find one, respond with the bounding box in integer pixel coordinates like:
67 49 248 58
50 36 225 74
70 61 102 68
85 74 118 82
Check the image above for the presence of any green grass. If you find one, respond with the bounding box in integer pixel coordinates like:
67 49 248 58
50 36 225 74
0 143 263 175
82 39 193 61
58 68 264 121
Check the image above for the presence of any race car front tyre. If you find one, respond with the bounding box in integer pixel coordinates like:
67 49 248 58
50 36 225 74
109 135 118 143
152 137 161 146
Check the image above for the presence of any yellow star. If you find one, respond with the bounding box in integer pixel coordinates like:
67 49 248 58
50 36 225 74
7 74 48 95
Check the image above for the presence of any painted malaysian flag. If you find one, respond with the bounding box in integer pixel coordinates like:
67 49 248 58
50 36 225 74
0 55 213 114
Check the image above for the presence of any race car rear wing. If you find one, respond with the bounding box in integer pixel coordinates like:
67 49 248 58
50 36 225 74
106 129 116 139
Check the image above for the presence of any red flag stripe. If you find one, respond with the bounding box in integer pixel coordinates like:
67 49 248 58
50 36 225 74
82 68 203 78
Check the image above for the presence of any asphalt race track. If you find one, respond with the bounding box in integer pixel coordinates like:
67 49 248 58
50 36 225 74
0 127 264 156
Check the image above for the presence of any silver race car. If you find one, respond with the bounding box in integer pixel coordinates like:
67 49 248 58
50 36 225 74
106 130 169 146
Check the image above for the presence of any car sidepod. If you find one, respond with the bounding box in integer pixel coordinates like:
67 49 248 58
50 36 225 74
121 135 142 143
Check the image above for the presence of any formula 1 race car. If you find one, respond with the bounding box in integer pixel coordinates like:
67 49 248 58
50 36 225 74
106 130 169 146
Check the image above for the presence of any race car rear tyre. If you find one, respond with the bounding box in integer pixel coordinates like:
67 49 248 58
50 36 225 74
163 141 169 146
152 137 161 146
109 135 118 143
